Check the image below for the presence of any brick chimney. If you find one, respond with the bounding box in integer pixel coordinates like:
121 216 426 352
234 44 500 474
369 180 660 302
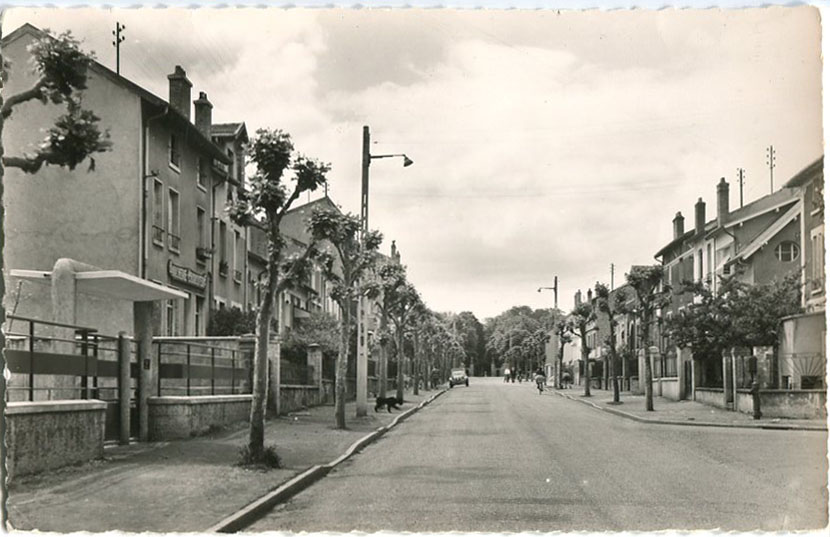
193 91 213 137
717 177 730 226
574 290 582 308
673 211 685 239
587 288 593 303
695 198 706 235
168 65 192 120
391 240 400 264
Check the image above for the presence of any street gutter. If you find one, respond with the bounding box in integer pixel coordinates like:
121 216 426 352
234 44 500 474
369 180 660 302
553 390 827 432
207 388 449 533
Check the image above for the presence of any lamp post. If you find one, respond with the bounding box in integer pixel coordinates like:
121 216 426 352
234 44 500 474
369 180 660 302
538 276 559 382
356 125 412 417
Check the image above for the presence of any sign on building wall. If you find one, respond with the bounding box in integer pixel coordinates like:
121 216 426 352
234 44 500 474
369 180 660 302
168 260 207 290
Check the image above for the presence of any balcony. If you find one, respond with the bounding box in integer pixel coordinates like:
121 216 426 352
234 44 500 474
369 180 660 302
233 269 243 284
168 233 181 253
152 225 164 246
196 246 213 262
218 260 229 278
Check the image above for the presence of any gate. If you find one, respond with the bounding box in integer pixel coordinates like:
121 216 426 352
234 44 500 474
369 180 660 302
4 315 138 441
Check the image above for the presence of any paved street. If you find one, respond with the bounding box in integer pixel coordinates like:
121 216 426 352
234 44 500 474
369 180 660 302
249 377 828 532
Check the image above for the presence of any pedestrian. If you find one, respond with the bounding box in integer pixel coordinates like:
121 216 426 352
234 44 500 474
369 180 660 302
510 368 516 383
431 368 440 389
534 368 546 394
503 367 511 383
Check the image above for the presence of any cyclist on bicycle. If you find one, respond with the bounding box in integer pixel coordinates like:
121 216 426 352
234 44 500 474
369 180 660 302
534 368 546 394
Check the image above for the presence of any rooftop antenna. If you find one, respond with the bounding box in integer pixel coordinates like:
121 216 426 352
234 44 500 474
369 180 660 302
112 22 126 76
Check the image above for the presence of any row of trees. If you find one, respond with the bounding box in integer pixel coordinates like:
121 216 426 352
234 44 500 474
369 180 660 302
485 306 556 377
561 265 802 411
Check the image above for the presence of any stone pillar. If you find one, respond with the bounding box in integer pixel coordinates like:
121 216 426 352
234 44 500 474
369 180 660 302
134 301 154 442
308 343 323 388
51 259 79 400
267 338 281 416
722 350 731 410
118 332 131 444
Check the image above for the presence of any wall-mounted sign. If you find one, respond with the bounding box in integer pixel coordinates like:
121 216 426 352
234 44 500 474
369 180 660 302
168 260 207 290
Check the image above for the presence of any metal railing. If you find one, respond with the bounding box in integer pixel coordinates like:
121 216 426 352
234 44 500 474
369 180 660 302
4 315 131 402
155 339 252 396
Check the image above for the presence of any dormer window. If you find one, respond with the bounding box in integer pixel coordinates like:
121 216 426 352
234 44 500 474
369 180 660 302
775 241 799 262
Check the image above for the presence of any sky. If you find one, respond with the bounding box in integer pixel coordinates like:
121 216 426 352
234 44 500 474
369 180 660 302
2 6 824 321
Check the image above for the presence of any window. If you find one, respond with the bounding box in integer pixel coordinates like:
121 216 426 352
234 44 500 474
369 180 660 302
196 207 207 249
152 179 164 246
227 149 235 181
233 230 242 283
166 299 179 336
219 222 228 277
197 157 207 190
697 249 703 282
195 296 204 336
706 243 713 283
810 227 825 295
168 189 180 253
774 241 799 262
169 134 181 170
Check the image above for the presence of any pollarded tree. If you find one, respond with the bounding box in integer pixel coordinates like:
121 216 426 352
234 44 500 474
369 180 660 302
388 281 424 402
309 210 382 429
570 302 596 397
625 265 670 411
228 128 329 461
595 283 629 403
375 260 408 398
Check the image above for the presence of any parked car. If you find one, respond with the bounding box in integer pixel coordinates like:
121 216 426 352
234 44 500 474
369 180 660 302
449 368 469 388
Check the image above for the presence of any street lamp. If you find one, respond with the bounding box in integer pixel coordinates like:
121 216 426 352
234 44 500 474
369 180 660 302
356 125 412 418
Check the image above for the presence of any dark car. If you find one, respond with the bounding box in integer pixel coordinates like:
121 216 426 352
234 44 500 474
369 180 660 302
448 368 469 388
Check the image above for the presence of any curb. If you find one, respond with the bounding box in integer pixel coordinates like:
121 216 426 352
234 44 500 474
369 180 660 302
209 388 449 533
553 390 827 431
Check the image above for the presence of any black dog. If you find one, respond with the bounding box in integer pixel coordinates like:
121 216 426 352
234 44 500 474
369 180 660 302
374 396 402 413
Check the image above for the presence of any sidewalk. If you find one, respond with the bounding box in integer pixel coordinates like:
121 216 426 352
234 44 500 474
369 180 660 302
7 390 434 533
554 387 827 431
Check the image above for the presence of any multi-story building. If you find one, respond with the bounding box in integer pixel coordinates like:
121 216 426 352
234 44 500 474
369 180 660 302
655 161 819 398
3 24 240 338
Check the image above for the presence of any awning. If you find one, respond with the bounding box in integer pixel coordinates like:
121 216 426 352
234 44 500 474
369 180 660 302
10 269 187 302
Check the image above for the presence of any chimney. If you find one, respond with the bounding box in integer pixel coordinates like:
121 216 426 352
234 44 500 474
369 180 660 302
717 177 730 226
168 65 192 120
193 91 213 137
391 240 400 264
695 198 706 235
673 211 685 239
574 290 582 308
587 289 593 303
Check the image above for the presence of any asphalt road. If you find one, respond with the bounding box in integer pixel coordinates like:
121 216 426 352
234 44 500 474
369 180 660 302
249 377 828 532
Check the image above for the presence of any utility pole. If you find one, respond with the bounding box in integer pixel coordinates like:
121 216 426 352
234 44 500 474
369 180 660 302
737 168 745 207
112 22 126 76
356 126 370 417
766 145 776 194
610 264 615 291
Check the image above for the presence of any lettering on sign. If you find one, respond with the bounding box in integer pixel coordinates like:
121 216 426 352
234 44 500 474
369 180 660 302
167 260 208 289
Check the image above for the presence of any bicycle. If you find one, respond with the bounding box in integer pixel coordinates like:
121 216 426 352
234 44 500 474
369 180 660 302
535 375 546 394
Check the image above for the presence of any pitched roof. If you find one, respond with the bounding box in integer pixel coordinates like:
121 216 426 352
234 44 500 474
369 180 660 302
2 23 230 164
211 122 248 140
784 156 823 189
730 202 801 263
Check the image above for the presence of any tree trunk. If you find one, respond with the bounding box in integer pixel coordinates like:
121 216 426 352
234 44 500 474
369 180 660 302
379 310 388 398
558 340 565 388
413 332 420 395
582 332 591 397
609 324 621 403
396 329 405 402
335 305 350 429
248 258 277 460
643 316 654 411
0 51 9 526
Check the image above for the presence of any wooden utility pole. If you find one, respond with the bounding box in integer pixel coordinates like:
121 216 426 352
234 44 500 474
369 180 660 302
112 22 126 76
766 145 776 194
737 168 745 207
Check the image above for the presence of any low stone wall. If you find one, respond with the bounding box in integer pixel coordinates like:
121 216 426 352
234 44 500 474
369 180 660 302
147 395 252 440
736 389 827 419
694 387 727 409
4 400 106 480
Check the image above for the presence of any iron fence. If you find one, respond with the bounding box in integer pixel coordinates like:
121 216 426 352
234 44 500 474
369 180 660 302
154 339 252 396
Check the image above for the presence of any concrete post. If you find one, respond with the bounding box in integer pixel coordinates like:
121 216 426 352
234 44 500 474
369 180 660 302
51 259 79 400
134 301 154 442
731 348 738 410
267 338 281 416
117 332 131 444
722 350 730 410
356 297 368 417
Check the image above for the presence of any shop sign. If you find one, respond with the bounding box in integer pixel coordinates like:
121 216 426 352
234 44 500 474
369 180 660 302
168 260 207 290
